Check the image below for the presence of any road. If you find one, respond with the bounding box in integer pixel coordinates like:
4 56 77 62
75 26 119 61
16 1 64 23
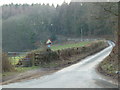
2 41 118 88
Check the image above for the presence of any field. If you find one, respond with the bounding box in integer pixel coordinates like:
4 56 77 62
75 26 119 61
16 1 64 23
51 41 91 51
9 56 24 65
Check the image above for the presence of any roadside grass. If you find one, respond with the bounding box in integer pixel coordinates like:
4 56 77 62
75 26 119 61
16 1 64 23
2 66 39 77
15 66 40 72
2 72 17 77
7 41 93 74
101 62 117 74
40 61 60 68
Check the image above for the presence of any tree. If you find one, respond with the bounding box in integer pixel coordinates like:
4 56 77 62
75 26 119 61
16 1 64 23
2 2 117 52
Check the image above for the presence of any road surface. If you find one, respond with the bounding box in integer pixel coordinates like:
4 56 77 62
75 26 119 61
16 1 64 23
2 41 118 88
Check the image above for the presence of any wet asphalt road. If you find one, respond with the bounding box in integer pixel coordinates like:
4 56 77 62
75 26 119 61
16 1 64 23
2 41 118 88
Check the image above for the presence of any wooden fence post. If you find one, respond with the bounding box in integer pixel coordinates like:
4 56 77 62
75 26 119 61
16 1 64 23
32 53 35 66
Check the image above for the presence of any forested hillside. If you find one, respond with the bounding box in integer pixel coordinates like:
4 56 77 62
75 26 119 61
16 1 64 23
2 2 118 52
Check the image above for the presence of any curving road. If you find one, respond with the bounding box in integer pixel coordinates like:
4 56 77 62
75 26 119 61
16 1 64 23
2 41 118 88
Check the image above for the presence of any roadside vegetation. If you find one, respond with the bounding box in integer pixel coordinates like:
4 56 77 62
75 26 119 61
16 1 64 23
2 53 14 72
98 45 119 81
8 41 91 67
17 40 107 68
2 40 108 84
2 53 38 77
2 40 104 76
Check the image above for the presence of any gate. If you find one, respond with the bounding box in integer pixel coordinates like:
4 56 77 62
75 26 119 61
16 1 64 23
7 52 31 67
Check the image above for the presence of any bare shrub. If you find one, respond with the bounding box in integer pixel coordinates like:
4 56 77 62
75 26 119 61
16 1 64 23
2 53 14 72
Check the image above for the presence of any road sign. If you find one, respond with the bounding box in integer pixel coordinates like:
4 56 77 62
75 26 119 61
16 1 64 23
46 39 52 45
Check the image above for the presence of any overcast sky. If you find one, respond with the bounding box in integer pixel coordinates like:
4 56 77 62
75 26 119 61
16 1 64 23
0 0 71 6
0 0 116 6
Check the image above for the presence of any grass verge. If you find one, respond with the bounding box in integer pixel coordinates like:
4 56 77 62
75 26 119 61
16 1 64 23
2 66 39 77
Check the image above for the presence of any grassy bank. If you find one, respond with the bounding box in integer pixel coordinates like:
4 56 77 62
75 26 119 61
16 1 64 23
2 40 108 84
3 41 92 76
9 41 92 66
19 40 108 67
4 40 105 75
97 45 119 81
39 40 108 68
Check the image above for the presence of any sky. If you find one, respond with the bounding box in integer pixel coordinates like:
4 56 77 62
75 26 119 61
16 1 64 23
0 0 117 6
0 0 71 6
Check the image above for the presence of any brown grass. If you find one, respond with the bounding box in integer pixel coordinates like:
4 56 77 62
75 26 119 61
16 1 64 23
2 53 14 72
98 45 119 81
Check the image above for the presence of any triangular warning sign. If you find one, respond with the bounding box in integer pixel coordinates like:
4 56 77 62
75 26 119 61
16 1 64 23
46 39 52 44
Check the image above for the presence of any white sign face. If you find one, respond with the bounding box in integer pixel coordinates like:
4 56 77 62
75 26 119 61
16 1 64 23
46 39 52 44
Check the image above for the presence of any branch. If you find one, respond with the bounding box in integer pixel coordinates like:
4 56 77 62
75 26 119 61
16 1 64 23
104 8 118 16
